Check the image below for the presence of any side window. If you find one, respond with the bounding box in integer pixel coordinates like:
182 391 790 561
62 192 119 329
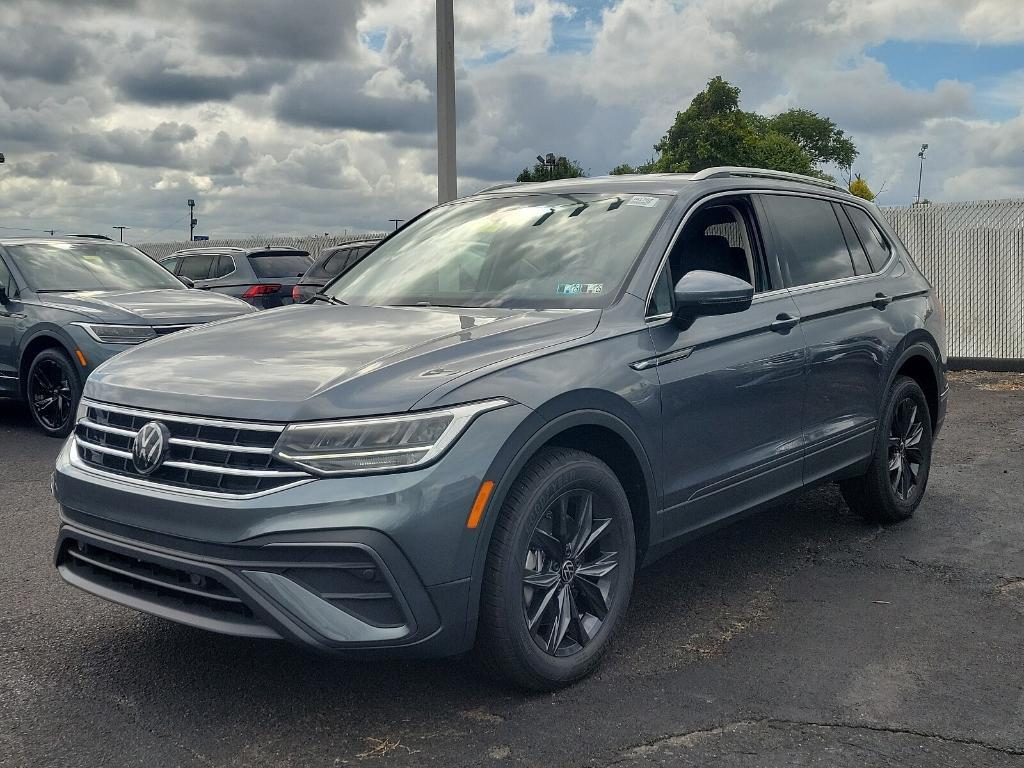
664 199 767 293
845 206 892 272
761 195 855 287
211 254 235 279
0 257 15 298
647 267 673 316
178 254 215 280
160 256 181 274
324 248 354 277
833 203 872 275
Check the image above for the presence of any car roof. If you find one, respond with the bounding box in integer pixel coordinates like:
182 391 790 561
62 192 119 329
472 166 853 199
171 245 311 256
0 235 135 247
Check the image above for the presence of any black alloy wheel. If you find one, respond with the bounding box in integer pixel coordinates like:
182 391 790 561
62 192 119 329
841 375 933 523
476 447 636 690
523 488 622 657
27 348 81 437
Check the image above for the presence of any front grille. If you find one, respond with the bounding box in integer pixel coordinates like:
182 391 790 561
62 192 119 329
73 401 311 496
57 535 273 635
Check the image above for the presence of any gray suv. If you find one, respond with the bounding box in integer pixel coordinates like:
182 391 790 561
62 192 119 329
0 237 254 436
53 168 948 689
160 246 313 309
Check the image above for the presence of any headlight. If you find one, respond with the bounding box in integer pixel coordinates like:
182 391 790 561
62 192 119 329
272 399 511 476
73 323 157 345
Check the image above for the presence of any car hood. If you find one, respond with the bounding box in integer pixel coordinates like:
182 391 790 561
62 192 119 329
34 288 254 324
84 304 600 421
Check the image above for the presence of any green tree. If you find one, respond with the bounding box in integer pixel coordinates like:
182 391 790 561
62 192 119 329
612 76 858 178
517 155 586 182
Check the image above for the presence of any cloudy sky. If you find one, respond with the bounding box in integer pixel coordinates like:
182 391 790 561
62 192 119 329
1 0 1022 242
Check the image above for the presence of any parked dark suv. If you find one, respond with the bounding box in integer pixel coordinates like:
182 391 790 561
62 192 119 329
53 168 947 689
160 246 313 308
0 237 254 436
291 238 381 304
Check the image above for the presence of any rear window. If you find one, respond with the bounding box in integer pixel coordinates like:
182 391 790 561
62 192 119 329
247 252 313 278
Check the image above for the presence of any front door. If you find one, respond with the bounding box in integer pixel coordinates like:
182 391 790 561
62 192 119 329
649 197 807 538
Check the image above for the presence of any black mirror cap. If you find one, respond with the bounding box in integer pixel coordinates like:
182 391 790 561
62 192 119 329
178 276 195 289
672 269 754 325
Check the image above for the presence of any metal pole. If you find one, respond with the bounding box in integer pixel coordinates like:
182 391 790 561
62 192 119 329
916 157 924 204
436 0 457 203
112 226 128 242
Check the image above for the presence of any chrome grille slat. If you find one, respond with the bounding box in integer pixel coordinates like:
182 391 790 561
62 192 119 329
73 399 312 497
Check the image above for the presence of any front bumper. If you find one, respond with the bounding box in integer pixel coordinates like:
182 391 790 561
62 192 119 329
55 515 472 656
52 402 533 655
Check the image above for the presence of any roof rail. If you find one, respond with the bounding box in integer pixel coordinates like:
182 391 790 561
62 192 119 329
690 166 850 195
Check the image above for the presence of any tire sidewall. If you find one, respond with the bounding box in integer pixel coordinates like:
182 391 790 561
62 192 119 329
496 452 636 686
27 348 81 438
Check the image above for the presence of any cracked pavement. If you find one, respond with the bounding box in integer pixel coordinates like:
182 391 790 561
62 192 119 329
1 371 1022 767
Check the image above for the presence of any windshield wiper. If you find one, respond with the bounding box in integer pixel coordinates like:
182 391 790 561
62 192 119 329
309 293 345 305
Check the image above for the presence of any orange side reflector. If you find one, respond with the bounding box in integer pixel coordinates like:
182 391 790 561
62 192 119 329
74 349 88 367
466 480 495 529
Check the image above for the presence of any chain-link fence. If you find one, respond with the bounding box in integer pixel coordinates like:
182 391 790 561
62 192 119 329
880 199 1024 363
137 233 388 262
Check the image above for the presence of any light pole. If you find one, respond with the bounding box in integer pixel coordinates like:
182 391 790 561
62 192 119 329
536 153 558 180
112 226 129 242
436 0 457 203
915 143 928 205
187 199 197 241
388 218 404 231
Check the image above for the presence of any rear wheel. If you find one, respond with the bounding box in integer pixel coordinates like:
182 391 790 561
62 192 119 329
841 376 933 523
27 348 81 437
476 447 636 690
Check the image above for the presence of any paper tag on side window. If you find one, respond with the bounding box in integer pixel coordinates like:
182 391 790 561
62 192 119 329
626 195 659 208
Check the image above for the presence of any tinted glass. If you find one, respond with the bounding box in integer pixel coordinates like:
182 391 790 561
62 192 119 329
833 203 872 275
212 254 235 278
160 256 180 274
845 206 892 272
179 254 215 280
308 247 353 279
761 195 855 287
327 193 669 309
647 267 673 316
5 241 184 292
248 252 313 278
0 257 15 298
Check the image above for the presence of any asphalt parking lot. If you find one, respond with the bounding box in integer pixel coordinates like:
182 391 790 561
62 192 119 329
2 371 1023 767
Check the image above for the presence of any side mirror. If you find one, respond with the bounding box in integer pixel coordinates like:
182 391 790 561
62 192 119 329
178 276 195 289
672 269 754 326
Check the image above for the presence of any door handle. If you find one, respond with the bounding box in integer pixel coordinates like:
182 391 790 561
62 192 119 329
769 313 800 333
872 292 893 310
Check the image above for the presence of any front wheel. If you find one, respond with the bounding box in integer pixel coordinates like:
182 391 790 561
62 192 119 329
841 376 933 523
27 348 81 437
476 447 636 691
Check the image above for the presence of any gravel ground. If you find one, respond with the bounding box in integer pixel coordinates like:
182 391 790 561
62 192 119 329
1 371 1022 767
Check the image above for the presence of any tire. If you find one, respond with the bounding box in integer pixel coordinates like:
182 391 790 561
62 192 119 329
475 447 636 691
26 347 81 438
841 376 933 523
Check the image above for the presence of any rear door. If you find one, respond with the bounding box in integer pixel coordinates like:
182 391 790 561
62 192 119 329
177 253 216 287
650 196 807 538
757 193 890 483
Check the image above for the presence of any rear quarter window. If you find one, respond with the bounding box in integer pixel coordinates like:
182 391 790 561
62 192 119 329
248 252 313 278
845 206 892 272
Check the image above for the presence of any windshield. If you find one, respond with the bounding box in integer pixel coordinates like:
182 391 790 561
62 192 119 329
6 241 184 292
325 193 669 309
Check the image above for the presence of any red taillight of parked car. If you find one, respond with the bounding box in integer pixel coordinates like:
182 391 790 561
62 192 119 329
242 284 281 299
292 285 302 302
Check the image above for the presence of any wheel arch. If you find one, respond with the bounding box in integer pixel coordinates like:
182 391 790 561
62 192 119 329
18 329 79 399
461 406 658 648
886 336 942 431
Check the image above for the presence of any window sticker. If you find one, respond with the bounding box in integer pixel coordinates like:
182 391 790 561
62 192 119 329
557 283 604 295
626 195 659 208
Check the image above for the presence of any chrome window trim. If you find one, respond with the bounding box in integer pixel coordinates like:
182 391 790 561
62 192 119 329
80 399 285 432
642 188 898 319
68 440 314 500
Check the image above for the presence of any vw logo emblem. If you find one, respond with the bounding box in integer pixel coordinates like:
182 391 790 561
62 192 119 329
559 560 577 584
132 421 170 475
